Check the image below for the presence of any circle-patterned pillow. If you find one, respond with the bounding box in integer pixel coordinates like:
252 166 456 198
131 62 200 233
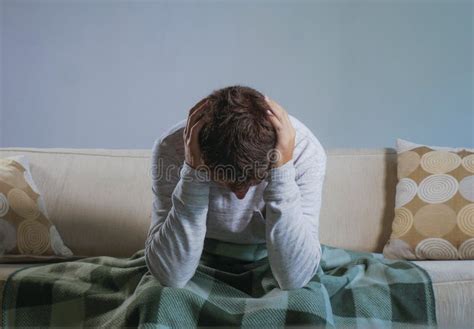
0 155 73 259
383 138 474 260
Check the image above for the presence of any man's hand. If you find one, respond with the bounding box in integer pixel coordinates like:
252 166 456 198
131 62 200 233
264 95 296 168
183 97 209 169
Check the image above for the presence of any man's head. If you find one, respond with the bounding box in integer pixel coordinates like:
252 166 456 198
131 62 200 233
198 85 277 199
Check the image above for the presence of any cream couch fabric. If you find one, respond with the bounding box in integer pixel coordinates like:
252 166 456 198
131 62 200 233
0 146 472 327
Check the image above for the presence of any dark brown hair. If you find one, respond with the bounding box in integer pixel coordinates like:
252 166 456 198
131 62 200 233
199 85 276 189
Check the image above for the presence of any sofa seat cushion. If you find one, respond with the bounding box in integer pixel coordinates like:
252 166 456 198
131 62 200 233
413 260 474 328
0 264 33 283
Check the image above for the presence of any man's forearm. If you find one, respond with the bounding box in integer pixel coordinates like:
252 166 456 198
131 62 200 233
263 161 322 290
145 162 210 288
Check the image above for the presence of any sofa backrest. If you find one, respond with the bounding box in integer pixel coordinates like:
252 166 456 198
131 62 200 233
0 147 398 257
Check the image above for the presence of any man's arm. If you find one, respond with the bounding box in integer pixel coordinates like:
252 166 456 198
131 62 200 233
263 95 327 290
263 141 326 290
145 98 210 288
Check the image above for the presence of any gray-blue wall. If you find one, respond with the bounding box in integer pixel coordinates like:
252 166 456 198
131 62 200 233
1 0 473 149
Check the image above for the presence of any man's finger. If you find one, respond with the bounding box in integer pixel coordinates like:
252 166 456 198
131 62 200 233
266 109 283 130
189 114 209 143
187 104 208 133
281 106 291 125
269 96 291 128
273 98 287 118
265 95 284 123
185 98 209 136
190 97 209 114
186 97 208 122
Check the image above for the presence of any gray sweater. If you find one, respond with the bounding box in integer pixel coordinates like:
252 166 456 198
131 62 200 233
145 115 327 290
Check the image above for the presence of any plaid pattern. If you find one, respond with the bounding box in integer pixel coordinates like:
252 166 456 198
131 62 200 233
2 238 436 328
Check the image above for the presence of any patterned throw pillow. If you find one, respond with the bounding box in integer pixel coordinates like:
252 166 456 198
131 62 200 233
0 155 73 261
383 138 474 260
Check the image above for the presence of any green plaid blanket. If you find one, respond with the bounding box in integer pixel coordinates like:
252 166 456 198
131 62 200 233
1 238 436 328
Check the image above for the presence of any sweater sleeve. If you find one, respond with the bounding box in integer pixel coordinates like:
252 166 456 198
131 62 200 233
263 135 327 290
144 137 210 288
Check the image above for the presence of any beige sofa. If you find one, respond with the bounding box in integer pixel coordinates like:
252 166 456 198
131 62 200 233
0 146 472 328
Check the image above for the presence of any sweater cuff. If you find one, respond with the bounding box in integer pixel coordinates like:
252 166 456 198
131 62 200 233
264 160 298 200
179 162 211 199
180 161 211 183
267 160 296 183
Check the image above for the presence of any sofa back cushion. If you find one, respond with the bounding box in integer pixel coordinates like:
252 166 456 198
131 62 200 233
0 147 397 257
0 155 74 262
383 138 474 260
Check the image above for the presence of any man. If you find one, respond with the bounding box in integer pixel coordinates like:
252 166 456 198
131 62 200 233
145 86 327 290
